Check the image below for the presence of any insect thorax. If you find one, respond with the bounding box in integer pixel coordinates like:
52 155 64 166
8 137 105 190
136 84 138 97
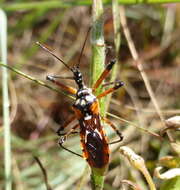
73 87 96 116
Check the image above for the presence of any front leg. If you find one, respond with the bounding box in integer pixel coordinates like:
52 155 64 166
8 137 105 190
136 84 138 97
47 75 77 95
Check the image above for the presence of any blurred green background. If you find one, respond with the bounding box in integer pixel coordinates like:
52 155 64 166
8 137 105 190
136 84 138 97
0 1 180 190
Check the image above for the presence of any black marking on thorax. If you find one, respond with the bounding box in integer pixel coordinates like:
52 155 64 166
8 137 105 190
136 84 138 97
73 87 96 116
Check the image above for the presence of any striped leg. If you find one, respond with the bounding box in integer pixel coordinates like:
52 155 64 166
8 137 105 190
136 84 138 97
92 60 116 92
97 81 124 99
47 75 77 95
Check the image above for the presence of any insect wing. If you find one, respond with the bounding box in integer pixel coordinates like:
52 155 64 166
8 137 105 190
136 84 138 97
80 115 109 168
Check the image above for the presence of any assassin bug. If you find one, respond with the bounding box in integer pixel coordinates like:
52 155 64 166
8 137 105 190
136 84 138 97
37 36 124 169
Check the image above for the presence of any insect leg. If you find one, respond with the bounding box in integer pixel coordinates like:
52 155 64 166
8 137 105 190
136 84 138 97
57 115 77 136
62 124 80 138
92 60 116 92
102 81 122 87
102 117 123 145
97 81 124 99
47 75 74 80
46 75 77 95
58 124 83 158
59 139 83 158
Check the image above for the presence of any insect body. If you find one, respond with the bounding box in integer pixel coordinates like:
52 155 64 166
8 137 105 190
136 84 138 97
72 72 109 168
38 42 124 169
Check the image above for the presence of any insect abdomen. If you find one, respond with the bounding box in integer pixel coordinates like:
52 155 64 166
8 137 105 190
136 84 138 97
81 129 109 168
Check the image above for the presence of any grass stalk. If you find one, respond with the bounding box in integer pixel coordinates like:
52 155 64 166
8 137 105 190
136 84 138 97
161 5 176 48
90 0 106 189
112 0 121 61
0 63 74 100
91 0 106 116
107 112 162 140
119 6 175 141
1 0 179 12
0 9 12 190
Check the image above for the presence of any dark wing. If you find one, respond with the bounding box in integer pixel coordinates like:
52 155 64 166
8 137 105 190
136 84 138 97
79 114 109 168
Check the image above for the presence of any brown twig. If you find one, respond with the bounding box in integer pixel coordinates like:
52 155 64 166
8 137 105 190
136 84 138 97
34 156 52 190
119 6 173 142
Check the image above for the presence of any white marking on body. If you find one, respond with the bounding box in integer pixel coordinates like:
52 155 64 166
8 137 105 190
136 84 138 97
80 99 86 106
86 88 92 93
85 95 95 102
85 130 90 143
75 99 80 105
84 115 92 120
94 128 103 140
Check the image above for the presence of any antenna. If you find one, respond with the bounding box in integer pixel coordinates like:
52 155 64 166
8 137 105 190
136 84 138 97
76 27 91 68
36 41 72 71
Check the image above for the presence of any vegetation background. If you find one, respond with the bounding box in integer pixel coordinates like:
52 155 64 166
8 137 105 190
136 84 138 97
0 0 180 190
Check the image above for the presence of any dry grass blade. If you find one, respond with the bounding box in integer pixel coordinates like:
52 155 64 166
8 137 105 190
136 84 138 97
119 6 173 142
34 156 52 190
0 9 12 190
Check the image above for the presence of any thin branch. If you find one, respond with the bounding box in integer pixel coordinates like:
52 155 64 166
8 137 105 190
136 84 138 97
107 112 163 140
0 63 75 100
119 6 173 141
34 157 52 190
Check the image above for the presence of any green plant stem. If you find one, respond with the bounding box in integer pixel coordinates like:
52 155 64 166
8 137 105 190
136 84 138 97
0 10 12 190
0 63 74 100
90 0 106 189
91 0 106 117
91 169 105 190
1 0 180 11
